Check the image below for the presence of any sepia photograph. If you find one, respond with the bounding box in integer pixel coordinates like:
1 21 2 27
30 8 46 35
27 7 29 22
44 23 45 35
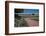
14 9 39 27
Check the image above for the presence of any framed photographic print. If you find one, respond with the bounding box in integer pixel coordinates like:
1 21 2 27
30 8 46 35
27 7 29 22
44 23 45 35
5 1 45 35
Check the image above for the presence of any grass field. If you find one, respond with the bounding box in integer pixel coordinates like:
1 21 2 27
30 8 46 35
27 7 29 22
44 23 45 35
14 18 28 27
31 16 39 21
14 15 39 27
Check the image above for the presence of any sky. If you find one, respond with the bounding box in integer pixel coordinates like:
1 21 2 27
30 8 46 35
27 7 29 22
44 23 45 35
16 9 39 14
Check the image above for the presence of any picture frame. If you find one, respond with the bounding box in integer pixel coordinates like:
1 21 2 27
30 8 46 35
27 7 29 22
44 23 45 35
5 1 45 35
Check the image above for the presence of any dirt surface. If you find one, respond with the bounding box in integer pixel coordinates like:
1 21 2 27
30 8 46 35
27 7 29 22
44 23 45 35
24 18 39 27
